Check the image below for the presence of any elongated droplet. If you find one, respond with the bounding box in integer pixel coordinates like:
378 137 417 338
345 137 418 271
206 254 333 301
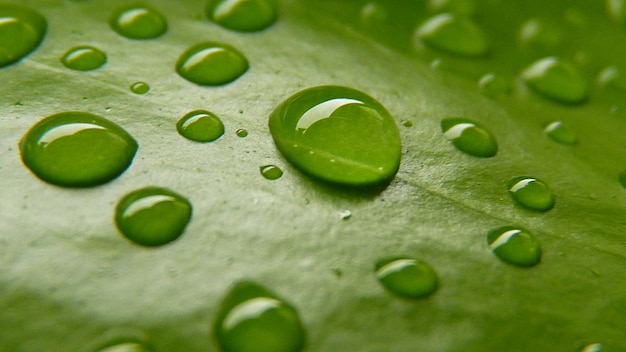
176 42 248 86
115 187 192 247
60 46 107 71
375 257 439 298
176 110 225 142
206 0 277 32
260 165 283 180
215 281 306 352
0 4 47 68
97 342 153 352
130 81 150 94
487 226 542 267
508 176 555 211
478 73 511 97
441 118 498 157
416 13 488 56
544 121 577 145
19 112 137 187
109 5 167 39
581 343 603 352
521 57 587 104
269 85 402 186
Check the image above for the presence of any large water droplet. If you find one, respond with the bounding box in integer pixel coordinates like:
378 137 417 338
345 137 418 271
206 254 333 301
176 42 248 86
478 73 511 98
109 5 167 39
416 13 488 56
130 81 150 94
97 342 153 352
375 257 439 298
115 187 192 247
508 176 555 211
215 281 306 352
521 57 588 104
0 4 47 68
544 121 577 145
260 164 283 180
60 46 107 71
176 110 225 142
441 118 498 157
487 226 542 267
269 85 402 186
19 112 137 187
206 0 277 32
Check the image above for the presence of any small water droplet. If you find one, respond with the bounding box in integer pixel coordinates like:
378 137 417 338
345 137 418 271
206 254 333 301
581 343 603 352
260 164 283 180
487 226 542 267
607 0 626 22
401 120 413 127
109 5 167 39
130 81 150 94
215 281 306 352
97 342 154 352
338 209 352 220
441 117 498 157
115 187 192 247
176 42 248 86
60 45 107 71
375 257 439 298
0 4 47 68
518 18 563 49
206 0 277 32
360 2 388 28
416 13 488 56
478 73 511 97
269 85 402 186
19 112 138 187
176 110 225 142
544 121 577 145
508 176 555 211
521 57 587 104
236 128 248 137
429 0 476 16
597 65 626 91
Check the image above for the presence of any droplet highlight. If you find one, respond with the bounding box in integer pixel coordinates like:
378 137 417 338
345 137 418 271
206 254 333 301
176 110 225 142
508 176 555 211
441 118 498 157
176 42 248 86
130 81 150 94
478 73 511 97
487 226 542 267
206 0 277 32
544 121 577 145
260 165 283 180
60 46 107 71
375 257 439 298
109 5 167 39
521 57 587 104
416 13 488 56
0 4 47 68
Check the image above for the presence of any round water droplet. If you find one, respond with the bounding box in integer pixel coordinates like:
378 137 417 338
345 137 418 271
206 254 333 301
521 57 588 104
375 257 439 298
115 187 192 247
508 176 555 211
597 65 626 91
19 112 138 187
236 128 248 137
401 120 413 127
176 42 248 86
0 4 47 68
518 18 563 49
478 73 511 97
416 13 488 56
176 110 225 142
269 85 402 186
441 118 498 157
260 165 283 180
215 281 306 352
581 343 603 352
97 342 153 352
130 81 150 94
544 121 577 145
338 209 352 220
109 5 167 39
60 45 107 71
487 226 542 267
206 0 277 32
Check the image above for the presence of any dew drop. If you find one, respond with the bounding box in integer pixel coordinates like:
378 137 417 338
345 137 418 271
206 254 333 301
478 73 511 97
581 343 603 352
508 176 555 211
544 121 577 145
416 13 488 57
60 45 107 71
236 128 248 137
109 4 167 39
19 112 138 187
401 120 413 127
206 0 277 32
176 42 248 86
518 18 563 49
97 342 153 352
176 110 225 142
521 57 588 104
338 209 352 220
487 226 542 267
429 0 476 16
607 0 626 23
597 65 626 91
269 85 402 186
260 164 283 180
115 187 192 247
0 4 47 68
130 81 150 94
215 281 306 352
375 257 439 298
441 117 497 157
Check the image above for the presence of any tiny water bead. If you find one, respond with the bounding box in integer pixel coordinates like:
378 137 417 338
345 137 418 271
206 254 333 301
508 176 555 211
544 121 577 145
19 112 137 187
115 187 192 247
97 342 153 352
441 118 498 157
176 110 225 142
236 128 248 137
176 42 248 86
401 119 413 127
478 73 511 97
260 165 283 180
109 4 167 39
206 0 277 32
215 281 306 352
130 81 150 94
416 13 488 57
269 85 402 186
521 57 588 104
487 226 542 267
0 4 47 68
60 46 107 71
375 258 439 298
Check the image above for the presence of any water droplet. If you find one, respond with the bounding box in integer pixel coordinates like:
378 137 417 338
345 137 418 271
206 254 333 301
597 65 626 91
429 0 476 16
508 176 555 211
19 112 138 187
338 209 352 220
441 118 498 157
544 121 577 145
581 343 603 352
97 342 153 352
487 226 542 267
109 5 167 39
60 45 107 71
260 164 283 180
0 4 47 68
416 13 488 56
130 81 150 94
236 128 248 137
401 120 413 127
375 257 439 298
478 73 511 97
360 2 388 28
521 57 588 104
206 0 277 32
115 187 192 247
215 281 306 352
607 0 626 23
176 42 248 86
176 110 225 142
269 85 402 186
518 18 563 49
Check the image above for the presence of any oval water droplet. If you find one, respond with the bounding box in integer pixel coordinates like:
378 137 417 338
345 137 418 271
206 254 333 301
130 81 150 94
441 118 498 157
176 42 248 86
97 342 153 352
478 73 511 97
109 5 167 39
416 13 488 56
508 176 555 211
518 18 563 49
597 65 626 91
401 120 413 127
487 226 542 267
60 45 107 71
269 85 402 186
260 165 283 180
206 0 277 32
581 343 603 352
375 257 439 298
0 4 47 68
19 112 138 187
176 110 225 142
115 187 192 247
521 57 588 104
544 121 577 145
338 209 352 220
236 128 248 137
215 281 306 352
